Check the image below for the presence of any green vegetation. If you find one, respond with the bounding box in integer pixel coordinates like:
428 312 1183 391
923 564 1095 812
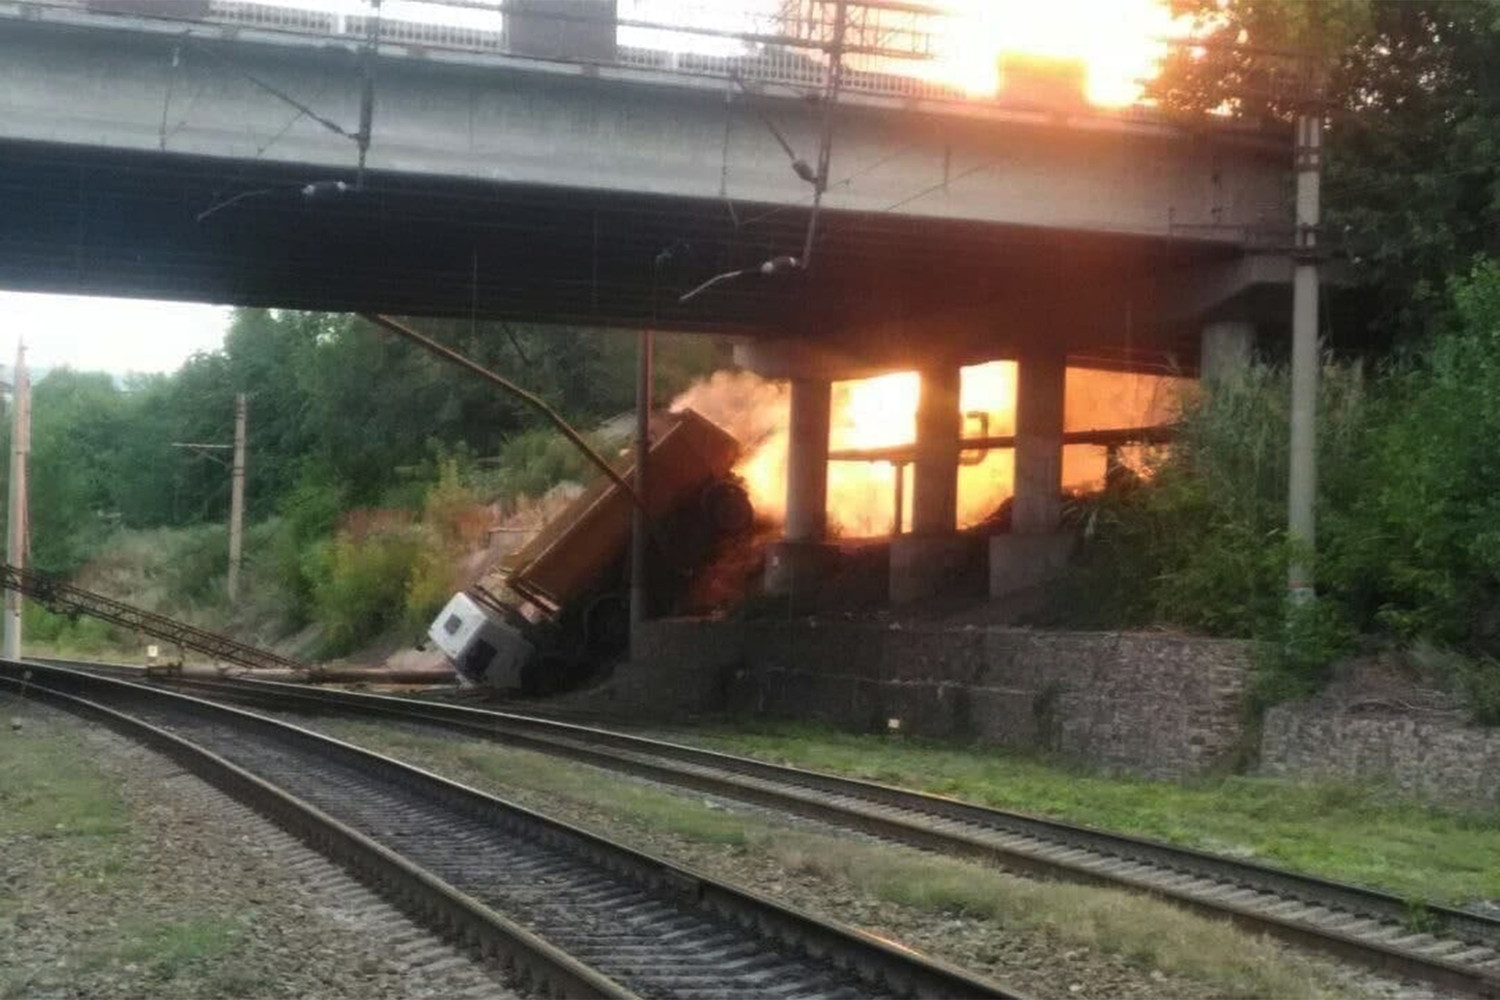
103 920 246 984
1054 262 1500 713
1094 0 1500 709
769 836 1333 1000
670 722 1500 907
474 425 605 504
1155 0 1500 346
0 312 726 655
318 719 1342 998
0 311 723 565
0 713 129 838
19 520 291 659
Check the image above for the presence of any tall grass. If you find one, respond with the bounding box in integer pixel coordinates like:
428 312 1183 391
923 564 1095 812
1058 363 1367 638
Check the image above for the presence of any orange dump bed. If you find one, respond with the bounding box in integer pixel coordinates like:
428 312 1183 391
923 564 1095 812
503 408 740 612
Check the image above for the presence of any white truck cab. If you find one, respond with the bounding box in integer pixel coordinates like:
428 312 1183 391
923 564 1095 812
428 591 534 690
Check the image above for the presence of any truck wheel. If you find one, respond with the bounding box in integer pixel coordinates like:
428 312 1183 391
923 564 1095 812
702 479 754 535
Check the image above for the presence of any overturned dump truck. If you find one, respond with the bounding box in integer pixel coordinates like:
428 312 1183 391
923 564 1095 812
429 408 752 693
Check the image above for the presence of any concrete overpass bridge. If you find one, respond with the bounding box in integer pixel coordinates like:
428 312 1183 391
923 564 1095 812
0 0 1296 604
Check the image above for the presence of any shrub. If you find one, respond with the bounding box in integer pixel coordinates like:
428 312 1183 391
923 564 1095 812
1054 259 1500 717
306 461 494 653
309 526 425 657
21 600 126 654
1455 656 1500 726
23 601 71 645
268 471 348 619
1322 261 1500 646
153 524 230 605
1059 363 1367 641
403 460 487 632
477 427 608 504
423 458 487 548
1252 597 1358 710
403 538 459 633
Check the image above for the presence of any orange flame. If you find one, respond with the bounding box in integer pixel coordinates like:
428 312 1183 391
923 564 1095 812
828 371 919 536
672 364 1184 538
924 0 1183 107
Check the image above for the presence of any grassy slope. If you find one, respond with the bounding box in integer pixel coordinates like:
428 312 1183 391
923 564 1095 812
22 521 302 663
665 723 1500 906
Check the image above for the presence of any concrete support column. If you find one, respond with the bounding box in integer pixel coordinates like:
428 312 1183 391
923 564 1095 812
766 378 835 598
1200 320 1254 385
1011 347 1066 535
784 378 830 543
992 346 1072 601
911 366 961 535
891 366 968 605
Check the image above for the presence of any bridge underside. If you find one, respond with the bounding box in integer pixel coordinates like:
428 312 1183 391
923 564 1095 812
0 139 1259 374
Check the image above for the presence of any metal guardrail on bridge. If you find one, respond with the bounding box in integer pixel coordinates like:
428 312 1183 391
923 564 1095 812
0 563 306 673
26 0 1020 107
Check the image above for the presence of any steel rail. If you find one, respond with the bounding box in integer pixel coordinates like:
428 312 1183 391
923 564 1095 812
44 656 1500 998
0 669 626 999
1 660 1021 1000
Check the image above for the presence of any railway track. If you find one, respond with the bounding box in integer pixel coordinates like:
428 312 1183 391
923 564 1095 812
36 656 1500 998
0 660 1019 1000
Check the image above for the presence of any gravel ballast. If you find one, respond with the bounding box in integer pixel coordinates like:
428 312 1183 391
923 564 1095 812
301 714 1442 1000
0 693 514 1000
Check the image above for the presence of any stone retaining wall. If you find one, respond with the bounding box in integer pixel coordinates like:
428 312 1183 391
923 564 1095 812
556 618 1500 804
612 619 1255 778
558 618 1500 804
1260 704 1500 811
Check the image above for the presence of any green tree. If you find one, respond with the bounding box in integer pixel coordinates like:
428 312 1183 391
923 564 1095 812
0 306 729 638
1152 0 1500 343
24 369 127 571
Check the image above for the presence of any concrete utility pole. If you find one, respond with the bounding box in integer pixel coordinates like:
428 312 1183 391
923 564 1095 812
171 393 247 605
1287 106 1323 603
4 342 30 660
227 393 246 604
629 329 653 637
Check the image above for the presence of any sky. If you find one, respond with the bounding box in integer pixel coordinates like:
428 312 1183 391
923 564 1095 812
0 292 231 377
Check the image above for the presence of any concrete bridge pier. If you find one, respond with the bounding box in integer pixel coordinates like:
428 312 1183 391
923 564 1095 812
991 346 1072 599
765 377 837 599
890 366 966 604
1201 320 1256 385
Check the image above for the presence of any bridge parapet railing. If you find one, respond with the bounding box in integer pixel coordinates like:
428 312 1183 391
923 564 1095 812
30 0 1015 107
